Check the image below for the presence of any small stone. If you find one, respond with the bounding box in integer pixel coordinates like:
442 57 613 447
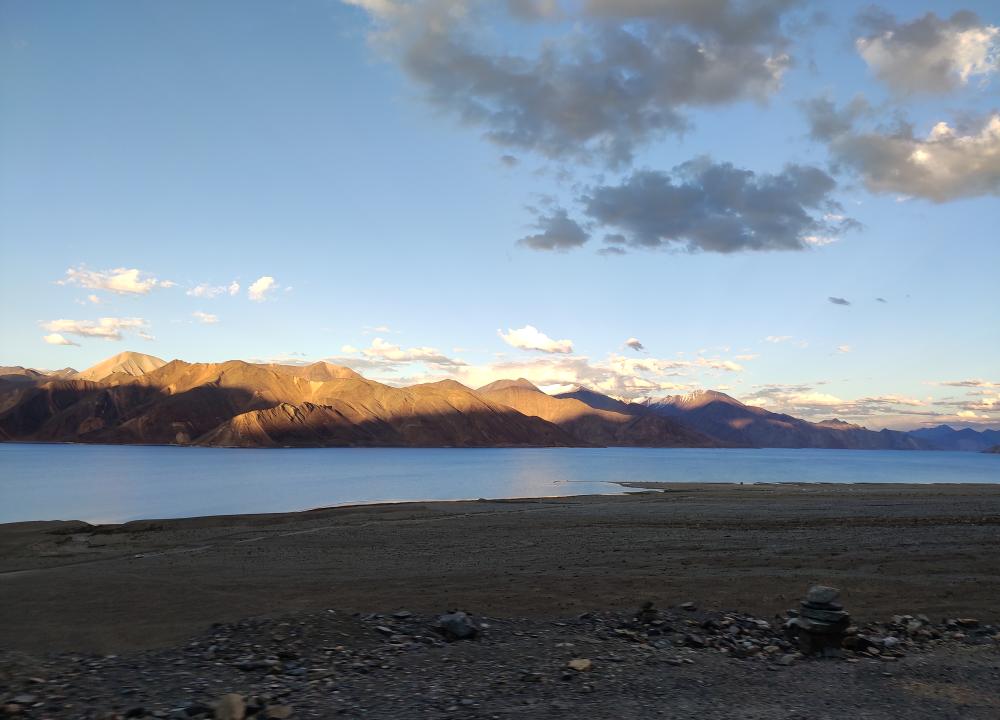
777 654 797 666
806 586 840 605
184 701 214 717
10 697 35 707
684 634 706 648
680 602 696 611
392 610 413 620
435 611 479 641
214 693 246 720
567 658 592 672
2 705 22 716
374 626 394 636
264 706 293 720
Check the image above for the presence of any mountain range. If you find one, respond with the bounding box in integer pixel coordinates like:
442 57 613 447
0 351 996 451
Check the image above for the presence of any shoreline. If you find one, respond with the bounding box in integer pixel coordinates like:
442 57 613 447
2 483 999 656
5 480 1000 527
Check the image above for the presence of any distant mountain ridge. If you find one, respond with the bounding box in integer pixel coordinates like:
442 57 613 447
1 352 996 450
635 390 930 450
908 425 1000 452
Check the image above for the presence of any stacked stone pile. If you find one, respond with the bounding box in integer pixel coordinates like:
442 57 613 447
785 585 851 656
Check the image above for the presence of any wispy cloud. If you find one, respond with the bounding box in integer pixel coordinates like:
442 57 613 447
187 281 241 299
192 311 219 324
41 317 149 342
58 266 175 295
828 296 851 306
338 338 466 368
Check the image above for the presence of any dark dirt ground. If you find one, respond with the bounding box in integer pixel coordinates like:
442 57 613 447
2 483 999 718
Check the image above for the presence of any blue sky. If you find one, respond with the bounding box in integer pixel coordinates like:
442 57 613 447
1 0 997 429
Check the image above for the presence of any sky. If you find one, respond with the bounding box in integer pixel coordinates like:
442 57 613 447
1 0 998 430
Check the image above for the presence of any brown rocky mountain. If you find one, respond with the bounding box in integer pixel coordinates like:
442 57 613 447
0 357 576 448
639 390 930 450
478 379 717 447
74 351 167 383
0 353 951 450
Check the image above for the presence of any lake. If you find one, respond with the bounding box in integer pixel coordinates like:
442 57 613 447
1 443 997 524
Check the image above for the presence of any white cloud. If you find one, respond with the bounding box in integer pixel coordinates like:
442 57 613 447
192 311 219 324
499 325 574 354
734 353 759 361
41 317 148 342
836 344 852 354
248 276 277 302
58 266 174 295
816 110 1000 202
42 333 79 346
228 281 240 296
347 338 466 367
764 335 792 343
856 12 999 94
87 294 101 304
624 337 645 352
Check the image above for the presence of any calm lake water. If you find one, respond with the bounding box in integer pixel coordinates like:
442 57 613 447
1 443 997 524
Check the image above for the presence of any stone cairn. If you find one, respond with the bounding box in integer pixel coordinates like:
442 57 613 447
785 585 850 657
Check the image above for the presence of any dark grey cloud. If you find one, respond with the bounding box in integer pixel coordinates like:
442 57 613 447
828 296 850 306
855 9 998 94
801 96 870 141
804 98 1000 202
876 297 888 303
584 0 799 46
517 208 590 251
350 0 799 167
624 337 645 352
573 158 857 254
506 0 560 21
500 154 520 167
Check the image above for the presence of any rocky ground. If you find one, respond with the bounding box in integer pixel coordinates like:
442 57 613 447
2 602 998 719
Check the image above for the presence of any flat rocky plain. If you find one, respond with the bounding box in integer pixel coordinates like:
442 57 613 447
1 483 999 718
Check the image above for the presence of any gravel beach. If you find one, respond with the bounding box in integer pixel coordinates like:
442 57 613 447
2 483 999 718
